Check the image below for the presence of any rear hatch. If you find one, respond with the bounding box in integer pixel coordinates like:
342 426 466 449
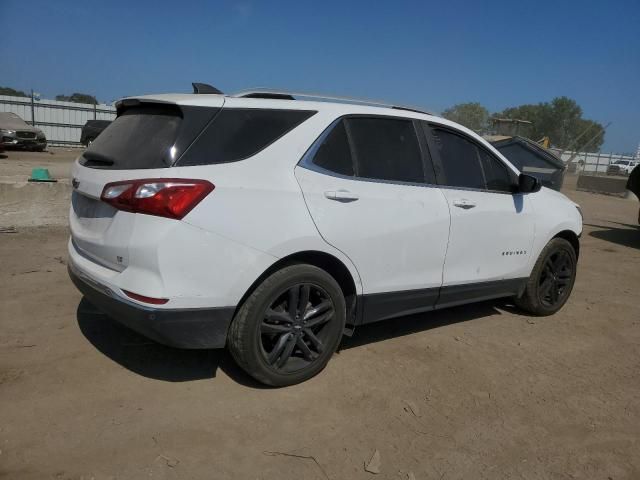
70 97 224 271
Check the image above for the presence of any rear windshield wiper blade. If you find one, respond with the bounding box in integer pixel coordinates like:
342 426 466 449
82 151 115 166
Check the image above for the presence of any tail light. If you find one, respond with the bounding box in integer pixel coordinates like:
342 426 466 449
100 178 214 220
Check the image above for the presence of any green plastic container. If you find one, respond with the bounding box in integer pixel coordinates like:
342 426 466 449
28 168 57 183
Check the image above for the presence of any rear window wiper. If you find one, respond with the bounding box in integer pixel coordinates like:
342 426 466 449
82 151 115 167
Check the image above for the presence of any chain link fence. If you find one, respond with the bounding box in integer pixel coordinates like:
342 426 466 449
557 150 637 175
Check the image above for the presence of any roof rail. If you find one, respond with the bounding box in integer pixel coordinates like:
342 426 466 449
231 88 433 115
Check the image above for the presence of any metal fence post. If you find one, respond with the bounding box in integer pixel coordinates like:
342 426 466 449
609 152 613 173
30 89 36 126
94 102 97 120
595 151 601 174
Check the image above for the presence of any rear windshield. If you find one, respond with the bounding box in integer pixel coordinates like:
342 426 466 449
80 105 315 169
80 104 205 169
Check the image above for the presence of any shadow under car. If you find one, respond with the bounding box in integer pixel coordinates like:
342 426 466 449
77 296 510 386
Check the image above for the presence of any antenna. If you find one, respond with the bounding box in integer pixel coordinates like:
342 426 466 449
192 83 223 94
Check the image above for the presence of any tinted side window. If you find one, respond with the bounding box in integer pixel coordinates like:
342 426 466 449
312 120 354 176
347 118 424 183
478 149 513 192
180 109 316 166
430 128 485 189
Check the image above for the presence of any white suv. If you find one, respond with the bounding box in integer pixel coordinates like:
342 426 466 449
68 87 583 386
606 159 639 176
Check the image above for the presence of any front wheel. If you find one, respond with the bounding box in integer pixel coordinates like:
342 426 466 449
515 238 577 316
228 264 346 387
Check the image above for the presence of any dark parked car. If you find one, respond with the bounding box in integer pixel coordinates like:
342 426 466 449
487 135 566 191
0 112 47 151
80 120 111 146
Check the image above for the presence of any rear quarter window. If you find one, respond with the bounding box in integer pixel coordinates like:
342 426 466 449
311 120 354 176
179 109 316 166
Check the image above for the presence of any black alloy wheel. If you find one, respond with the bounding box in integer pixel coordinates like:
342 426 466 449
537 249 574 308
515 237 577 316
228 264 346 386
260 283 335 372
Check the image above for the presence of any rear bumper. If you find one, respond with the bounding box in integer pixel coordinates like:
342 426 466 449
68 263 235 349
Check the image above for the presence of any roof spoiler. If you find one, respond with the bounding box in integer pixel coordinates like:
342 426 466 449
192 83 223 94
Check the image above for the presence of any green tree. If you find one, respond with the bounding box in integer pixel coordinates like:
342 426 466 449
573 119 605 152
496 96 604 152
442 102 490 132
56 93 98 105
0 86 28 97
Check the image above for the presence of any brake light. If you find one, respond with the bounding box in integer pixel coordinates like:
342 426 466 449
100 178 214 220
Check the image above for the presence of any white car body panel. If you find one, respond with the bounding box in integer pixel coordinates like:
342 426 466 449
526 187 583 271
295 166 450 294
439 187 536 285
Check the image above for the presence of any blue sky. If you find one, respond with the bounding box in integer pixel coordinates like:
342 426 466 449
1 0 638 153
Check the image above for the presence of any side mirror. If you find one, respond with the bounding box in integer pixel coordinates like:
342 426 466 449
518 173 541 193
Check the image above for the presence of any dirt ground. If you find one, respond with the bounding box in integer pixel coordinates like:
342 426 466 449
1 176 639 479
0 148 78 228
0 147 81 182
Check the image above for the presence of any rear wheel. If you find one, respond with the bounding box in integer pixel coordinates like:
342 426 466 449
228 264 346 386
515 238 577 316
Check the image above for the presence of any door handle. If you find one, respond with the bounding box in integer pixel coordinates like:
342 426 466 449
453 199 476 209
324 190 359 203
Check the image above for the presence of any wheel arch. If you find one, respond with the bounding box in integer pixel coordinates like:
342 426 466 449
234 250 360 328
553 229 580 259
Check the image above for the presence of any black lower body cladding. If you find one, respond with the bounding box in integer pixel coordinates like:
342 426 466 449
68 265 235 349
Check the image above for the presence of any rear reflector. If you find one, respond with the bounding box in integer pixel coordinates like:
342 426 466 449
123 289 169 305
101 178 214 220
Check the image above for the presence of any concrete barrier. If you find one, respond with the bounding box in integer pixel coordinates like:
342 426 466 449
576 174 629 197
0 180 71 227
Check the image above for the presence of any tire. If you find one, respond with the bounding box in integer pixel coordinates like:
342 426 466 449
515 238 577 316
228 264 346 387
